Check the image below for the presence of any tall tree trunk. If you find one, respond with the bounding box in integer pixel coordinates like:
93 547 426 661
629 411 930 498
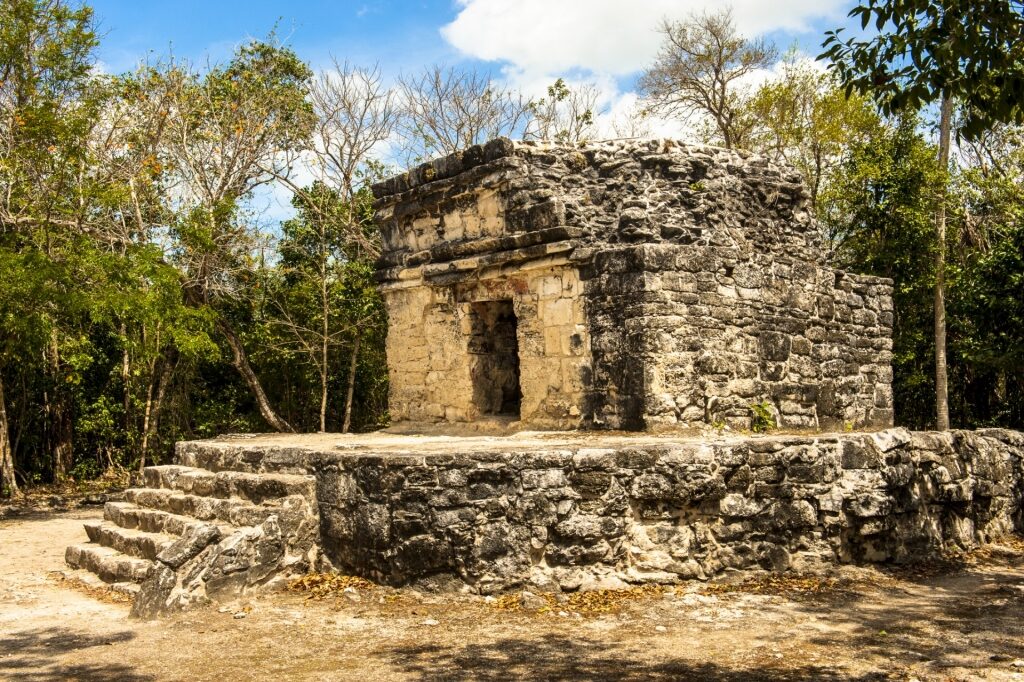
342 334 361 434
0 372 18 497
48 334 74 479
121 321 131 434
319 351 328 433
218 319 294 433
935 96 952 431
140 354 175 473
320 274 329 433
11 372 27 461
140 367 156 473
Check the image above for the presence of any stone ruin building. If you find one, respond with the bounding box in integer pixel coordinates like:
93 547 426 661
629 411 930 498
373 137 894 432
61 139 1023 617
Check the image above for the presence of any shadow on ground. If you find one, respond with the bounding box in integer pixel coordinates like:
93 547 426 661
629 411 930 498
0 506 104 525
805 567 1024 670
0 626 153 681
381 633 891 681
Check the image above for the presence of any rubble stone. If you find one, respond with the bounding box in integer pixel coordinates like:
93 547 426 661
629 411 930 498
373 138 894 431
176 428 1024 592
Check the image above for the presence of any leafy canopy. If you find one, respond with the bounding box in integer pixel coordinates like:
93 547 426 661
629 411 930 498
821 0 1024 139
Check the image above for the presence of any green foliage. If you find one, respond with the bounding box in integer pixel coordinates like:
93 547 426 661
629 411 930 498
750 401 776 433
944 128 1024 425
0 2 378 492
821 0 1024 139
6 0 1024 495
824 117 943 428
263 181 389 432
745 55 883 207
822 113 1024 430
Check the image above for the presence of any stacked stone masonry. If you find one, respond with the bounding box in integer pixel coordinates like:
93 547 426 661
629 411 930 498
177 428 1023 594
373 138 894 431
64 464 320 617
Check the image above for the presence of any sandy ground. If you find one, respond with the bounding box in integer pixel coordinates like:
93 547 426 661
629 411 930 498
2 508 1024 681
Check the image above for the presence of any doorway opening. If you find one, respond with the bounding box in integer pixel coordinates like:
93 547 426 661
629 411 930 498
468 300 522 417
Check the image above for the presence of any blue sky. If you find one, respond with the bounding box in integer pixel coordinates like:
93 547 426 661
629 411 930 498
85 0 859 222
89 1 464 75
89 0 853 87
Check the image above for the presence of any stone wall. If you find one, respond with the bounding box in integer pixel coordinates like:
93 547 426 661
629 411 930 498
178 429 1024 593
383 264 591 427
584 246 894 431
374 138 894 431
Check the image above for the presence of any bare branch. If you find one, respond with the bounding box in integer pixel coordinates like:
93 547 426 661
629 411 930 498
397 65 533 161
638 9 776 149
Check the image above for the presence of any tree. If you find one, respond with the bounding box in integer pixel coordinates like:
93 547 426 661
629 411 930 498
0 0 102 481
0 0 398 490
946 122 1024 427
397 65 532 160
822 0 1024 429
525 78 599 144
822 118 944 428
270 183 382 432
639 9 777 149
270 59 396 261
745 56 881 212
156 39 314 433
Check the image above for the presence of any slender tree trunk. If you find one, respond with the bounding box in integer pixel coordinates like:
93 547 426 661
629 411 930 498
935 96 952 431
140 354 175 473
0 372 18 497
319 355 328 433
48 334 73 479
139 323 158 470
218 319 294 432
320 272 329 433
11 372 27 460
140 367 156 473
342 334 361 434
121 322 131 439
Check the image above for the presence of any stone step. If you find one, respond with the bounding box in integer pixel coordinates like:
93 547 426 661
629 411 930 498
177 442 312 475
104 501 236 537
83 520 176 561
142 465 316 504
123 487 310 529
65 544 152 584
58 568 141 599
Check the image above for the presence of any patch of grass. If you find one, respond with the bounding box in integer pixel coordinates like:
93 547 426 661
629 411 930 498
750 400 776 433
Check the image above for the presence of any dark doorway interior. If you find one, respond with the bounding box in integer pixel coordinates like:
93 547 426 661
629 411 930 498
468 300 522 417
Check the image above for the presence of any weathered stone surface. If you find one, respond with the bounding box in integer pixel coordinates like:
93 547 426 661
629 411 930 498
179 428 1024 593
156 523 220 569
67 455 321 619
373 138 894 432
130 564 177 619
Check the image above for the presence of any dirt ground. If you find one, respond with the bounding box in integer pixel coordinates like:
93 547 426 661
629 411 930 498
2 508 1024 681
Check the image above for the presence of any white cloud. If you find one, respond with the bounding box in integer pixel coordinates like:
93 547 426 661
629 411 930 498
441 0 845 80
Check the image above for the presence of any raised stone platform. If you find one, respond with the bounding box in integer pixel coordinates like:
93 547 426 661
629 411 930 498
173 428 1023 594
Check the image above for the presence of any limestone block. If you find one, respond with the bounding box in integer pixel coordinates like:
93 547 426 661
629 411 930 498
539 298 573 326
543 326 564 356
537 275 563 299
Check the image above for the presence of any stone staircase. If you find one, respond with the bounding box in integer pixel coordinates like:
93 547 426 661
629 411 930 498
65 464 320 617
